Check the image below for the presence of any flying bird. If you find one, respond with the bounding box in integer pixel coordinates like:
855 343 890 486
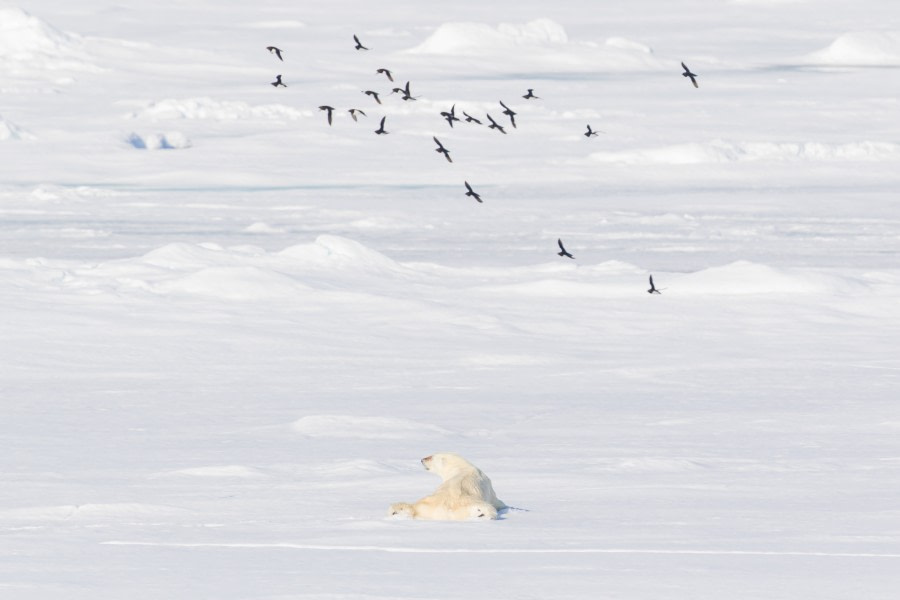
318 105 335 125
522 88 539 100
353 34 369 51
270 74 286 87
398 80 417 101
486 113 506 134
376 68 394 82
440 104 460 128
464 181 482 203
557 239 574 259
681 62 699 88
499 100 517 128
363 90 382 104
348 108 367 122
266 46 283 61
433 136 452 163
584 124 600 138
375 116 388 135
463 111 482 125
647 275 662 294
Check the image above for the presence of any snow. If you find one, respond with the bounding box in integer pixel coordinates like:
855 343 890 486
126 131 191 150
589 140 900 165
0 114 36 140
2 0 900 598
803 31 900 66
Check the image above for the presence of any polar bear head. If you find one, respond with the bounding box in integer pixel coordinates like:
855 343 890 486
420 452 478 480
388 502 415 518
468 502 499 520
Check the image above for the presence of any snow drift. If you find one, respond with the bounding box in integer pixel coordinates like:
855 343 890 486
0 115 35 140
589 140 900 165
127 131 191 150
0 8 99 72
130 97 311 121
406 19 661 71
803 31 900 66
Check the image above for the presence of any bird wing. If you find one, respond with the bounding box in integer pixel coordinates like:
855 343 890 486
681 62 688 71
433 136 443 149
558 239 566 252
464 181 473 192
354 34 361 44
649 275 655 287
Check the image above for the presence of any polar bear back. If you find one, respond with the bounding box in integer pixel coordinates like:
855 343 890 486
423 453 506 510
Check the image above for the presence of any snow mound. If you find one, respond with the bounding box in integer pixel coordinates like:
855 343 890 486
677 261 868 295
0 115 35 140
244 222 285 234
292 415 453 439
409 19 568 55
154 266 311 300
589 140 900 165
126 237 405 299
0 8 73 58
278 235 406 274
0 8 98 72
406 19 660 71
605 37 652 54
127 131 191 150
803 31 900 66
131 97 310 121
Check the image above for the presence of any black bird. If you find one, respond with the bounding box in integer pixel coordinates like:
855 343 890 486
647 274 662 294
522 88 539 100
464 181 482 203
363 90 382 104
348 108 366 122
353 34 369 51
433 136 452 163
376 68 394 82
271 74 286 87
486 113 506 134
463 111 482 125
266 46 283 61
499 100 517 128
440 104 460 128
399 80 417 101
584 124 599 138
318 105 335 125
557 239 574 259
681 62 698 88
375 116 388 135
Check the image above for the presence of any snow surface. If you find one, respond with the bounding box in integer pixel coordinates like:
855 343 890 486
2 1 900 599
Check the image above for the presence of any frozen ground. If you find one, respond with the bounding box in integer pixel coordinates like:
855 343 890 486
2 1 900 598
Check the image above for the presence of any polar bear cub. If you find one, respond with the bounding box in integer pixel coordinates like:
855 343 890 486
389 453 506 521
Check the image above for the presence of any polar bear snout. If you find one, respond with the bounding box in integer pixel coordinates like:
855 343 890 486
420 455 433 469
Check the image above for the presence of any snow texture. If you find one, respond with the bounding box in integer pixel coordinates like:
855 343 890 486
2 1 900 599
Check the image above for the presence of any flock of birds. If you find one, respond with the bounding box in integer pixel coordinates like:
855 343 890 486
265 36 701 295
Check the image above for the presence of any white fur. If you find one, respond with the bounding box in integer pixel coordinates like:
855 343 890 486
388 453 506 521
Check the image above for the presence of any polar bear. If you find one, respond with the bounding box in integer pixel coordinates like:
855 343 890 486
389 453 506 521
